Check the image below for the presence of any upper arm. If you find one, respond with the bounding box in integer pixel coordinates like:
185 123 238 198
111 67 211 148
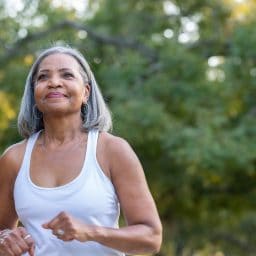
106 135 162 232
0 142 25 229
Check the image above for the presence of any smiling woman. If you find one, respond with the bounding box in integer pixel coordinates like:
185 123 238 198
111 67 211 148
18 46 112 138
0 45 162 256
34 53 90 118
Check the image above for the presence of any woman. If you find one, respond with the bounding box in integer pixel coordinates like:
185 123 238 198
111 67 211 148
0 46 162 256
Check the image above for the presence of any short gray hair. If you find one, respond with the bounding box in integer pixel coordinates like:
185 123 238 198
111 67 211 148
17 46 112 138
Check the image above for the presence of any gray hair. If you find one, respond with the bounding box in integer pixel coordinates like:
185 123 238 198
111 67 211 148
17 46 112 138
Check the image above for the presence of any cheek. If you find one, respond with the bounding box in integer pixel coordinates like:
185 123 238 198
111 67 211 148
33 87 40 102
33 84 48 107
34 86 42 101
71 85 87 99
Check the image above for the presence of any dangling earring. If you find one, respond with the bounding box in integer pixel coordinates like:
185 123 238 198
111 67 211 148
81 102 88 121
32 105 43 120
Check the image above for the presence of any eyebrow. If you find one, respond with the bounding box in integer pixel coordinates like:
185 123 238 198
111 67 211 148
38 68 74 73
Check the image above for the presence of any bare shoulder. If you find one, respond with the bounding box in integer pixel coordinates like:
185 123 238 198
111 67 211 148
98 132 143 177
0 140 27 178
99 132 138 164
99 132 134 154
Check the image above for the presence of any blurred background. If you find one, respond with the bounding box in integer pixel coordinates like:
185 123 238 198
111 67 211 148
0 0 256 255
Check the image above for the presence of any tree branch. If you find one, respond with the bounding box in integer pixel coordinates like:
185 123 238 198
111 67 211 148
0 20 158 64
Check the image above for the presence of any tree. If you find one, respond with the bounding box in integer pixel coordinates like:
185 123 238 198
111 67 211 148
0 0 255 255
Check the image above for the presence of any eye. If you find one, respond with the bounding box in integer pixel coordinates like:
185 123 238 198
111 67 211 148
37 73 48 81
63 72 74 79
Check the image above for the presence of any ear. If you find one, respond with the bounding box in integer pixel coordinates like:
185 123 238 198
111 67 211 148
82 84 90 104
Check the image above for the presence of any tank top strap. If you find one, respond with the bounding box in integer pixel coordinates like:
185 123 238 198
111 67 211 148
84 129 99 167
88 129 99 157
20 131 42 175
85 129 115 191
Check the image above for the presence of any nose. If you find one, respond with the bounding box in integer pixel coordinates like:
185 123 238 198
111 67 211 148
47 74 62 88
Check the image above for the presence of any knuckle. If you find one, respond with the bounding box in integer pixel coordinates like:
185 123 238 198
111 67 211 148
21 245 29 253
16 248 23 255
66 218 72 225
10 232 18 238
60 211 67 216
47 223 53 229
27 241 34 247
4 236 11 243
63 212 69 219
18 227 26 233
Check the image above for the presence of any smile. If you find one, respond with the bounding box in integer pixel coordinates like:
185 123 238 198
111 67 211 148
46 92 67 98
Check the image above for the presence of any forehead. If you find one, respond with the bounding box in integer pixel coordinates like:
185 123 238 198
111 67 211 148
38 53 80 71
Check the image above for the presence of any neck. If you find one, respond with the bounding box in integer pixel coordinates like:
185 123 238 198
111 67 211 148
42 114 85 144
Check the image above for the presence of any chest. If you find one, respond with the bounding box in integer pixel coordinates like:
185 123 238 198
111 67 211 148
30 145 86 188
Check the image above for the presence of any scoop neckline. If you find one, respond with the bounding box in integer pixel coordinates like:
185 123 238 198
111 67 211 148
27 130 90 190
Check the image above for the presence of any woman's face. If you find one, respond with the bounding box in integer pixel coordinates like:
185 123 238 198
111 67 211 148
34 53 90 117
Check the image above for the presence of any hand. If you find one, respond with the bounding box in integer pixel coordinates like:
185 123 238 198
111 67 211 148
0 227 35 256
42 211 92 242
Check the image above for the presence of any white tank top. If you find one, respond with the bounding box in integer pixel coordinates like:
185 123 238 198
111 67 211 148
14 129 124 256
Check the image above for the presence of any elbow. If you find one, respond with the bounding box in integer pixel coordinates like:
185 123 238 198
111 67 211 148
128 222 163 255
153 226 163 253
147 223 163 253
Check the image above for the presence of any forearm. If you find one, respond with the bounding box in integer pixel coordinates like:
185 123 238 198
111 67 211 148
87 224 162 255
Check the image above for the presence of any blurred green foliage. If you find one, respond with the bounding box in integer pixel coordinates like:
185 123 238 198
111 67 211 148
0 0 255 255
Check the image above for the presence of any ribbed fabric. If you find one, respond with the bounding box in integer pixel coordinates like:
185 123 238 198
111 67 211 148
14 129 124 256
